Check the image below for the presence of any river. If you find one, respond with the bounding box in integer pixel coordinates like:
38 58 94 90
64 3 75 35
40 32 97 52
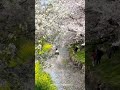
43 47 85 90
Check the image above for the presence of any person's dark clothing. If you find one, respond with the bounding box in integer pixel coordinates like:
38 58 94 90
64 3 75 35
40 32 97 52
107 46 119 59
96 49 103 64
107 48 112 59
91 51 96 66
97 84 101 90
74 47 78 53
112 46 119 53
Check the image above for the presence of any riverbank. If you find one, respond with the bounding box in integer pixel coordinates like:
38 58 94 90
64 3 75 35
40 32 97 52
69 47 85 69
44 47 85 90
35 61 57 90
86 49 120 90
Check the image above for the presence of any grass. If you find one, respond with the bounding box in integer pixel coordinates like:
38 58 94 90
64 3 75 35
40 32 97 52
69 47 85 64
0 82 10 90
96 51 120 87
75 48 85 63
35 61 57 90
86 49 120 88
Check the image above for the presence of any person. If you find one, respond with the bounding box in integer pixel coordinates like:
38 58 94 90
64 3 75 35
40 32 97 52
96 83 101 90
107 47 112 59
91 49 96 66
107 45 119 59
74 46 78 53
55 48 59 55
96 48 104 65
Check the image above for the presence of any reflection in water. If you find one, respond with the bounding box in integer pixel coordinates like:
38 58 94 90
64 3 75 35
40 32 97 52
44 47 85 90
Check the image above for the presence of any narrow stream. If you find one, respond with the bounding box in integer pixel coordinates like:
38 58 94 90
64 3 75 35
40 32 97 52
44 47 85 90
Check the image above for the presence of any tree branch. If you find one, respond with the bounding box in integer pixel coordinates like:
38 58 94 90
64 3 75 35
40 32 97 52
19 0 27 5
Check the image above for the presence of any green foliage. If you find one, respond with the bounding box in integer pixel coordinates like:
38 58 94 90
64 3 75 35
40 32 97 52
36 43 52 55
36 36 52 55
42 43 52 52
75 49 85 63
6 38 35 68
8 58 22 68
35 35 56 90
0 82 10 90
94 51 120 88
35 61 57 90
86 46 120 88
8 59 17 67
69 47 85 64
18 40 34 60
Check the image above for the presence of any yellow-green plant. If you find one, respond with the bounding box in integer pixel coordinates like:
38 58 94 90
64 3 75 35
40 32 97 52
35 61 57 90
36 42 52 55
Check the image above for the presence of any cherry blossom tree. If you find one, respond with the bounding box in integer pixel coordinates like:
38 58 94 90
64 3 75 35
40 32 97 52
35 0 85 48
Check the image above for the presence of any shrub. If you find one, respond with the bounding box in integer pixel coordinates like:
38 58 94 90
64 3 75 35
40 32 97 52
35 61 57 90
